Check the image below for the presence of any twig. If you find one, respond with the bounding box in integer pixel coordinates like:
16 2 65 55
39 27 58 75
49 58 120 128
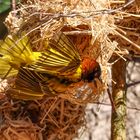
93 102 140 111
107 86 116 113
11 0 16 11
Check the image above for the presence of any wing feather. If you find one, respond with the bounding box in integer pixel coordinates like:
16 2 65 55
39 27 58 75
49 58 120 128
0 59 18 79
0 35 32 60
29 32 81 80
7 67 72 100
7 68 51 100
0 34 41 79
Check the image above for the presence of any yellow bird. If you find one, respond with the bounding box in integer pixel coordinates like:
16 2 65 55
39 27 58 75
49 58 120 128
0 32 101 100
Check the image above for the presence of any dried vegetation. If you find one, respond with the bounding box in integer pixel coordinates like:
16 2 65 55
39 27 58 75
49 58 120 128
0 0 140 139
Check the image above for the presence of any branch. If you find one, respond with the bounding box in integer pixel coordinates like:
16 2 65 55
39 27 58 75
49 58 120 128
111 57 127 140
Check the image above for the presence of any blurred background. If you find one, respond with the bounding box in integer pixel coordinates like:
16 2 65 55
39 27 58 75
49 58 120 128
0 0 11 39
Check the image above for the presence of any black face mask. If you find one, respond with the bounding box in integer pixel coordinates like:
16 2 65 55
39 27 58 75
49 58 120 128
82 64 101 82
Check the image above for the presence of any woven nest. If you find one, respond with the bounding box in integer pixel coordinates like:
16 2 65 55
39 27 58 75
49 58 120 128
0 0 140 139
0 97 85 140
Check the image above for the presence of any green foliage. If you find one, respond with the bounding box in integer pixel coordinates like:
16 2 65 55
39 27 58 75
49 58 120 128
0 0 11 14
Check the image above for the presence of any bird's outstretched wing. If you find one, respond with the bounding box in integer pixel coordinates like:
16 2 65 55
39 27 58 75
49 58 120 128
7 68 50 100
29 32 82 81
0 34 41 79
7 67 71 100
0 35 32 63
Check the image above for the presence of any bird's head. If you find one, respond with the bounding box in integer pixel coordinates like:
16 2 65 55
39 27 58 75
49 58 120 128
81 57 101 82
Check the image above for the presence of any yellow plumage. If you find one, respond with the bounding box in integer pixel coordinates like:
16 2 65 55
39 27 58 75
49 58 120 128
0 32 82 100
0 59 18 78
0 34 41 79
29 32 82 81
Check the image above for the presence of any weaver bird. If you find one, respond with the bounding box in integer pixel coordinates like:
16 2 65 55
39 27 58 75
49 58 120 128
0 32 101 100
